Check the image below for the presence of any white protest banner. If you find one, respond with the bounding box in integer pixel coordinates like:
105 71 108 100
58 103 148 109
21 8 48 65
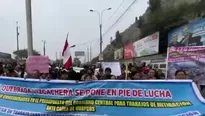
102 62 121 76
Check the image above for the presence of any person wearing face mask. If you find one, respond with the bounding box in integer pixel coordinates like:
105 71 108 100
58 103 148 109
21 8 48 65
81 68 98 81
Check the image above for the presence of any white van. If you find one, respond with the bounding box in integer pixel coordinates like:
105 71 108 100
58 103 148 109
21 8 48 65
149 62 166 73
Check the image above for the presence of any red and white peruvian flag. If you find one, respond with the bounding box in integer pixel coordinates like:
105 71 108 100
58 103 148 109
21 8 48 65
62 33 72 69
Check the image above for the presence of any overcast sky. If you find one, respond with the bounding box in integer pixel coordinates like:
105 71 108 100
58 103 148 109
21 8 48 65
0 0 148 61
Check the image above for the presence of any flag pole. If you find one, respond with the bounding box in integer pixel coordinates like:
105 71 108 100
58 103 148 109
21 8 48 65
66 32 69 40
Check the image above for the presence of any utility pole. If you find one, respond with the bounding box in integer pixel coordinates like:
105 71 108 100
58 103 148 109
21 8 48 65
16 22 20 59
99 24 102 54
25 0 33 56
55 52 58 60
87 47 89 62
42 40 46 56
89 7 111 55
59 52 62 66
90 46 92 62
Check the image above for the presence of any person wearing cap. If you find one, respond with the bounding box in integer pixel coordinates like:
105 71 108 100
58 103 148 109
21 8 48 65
101 67 116 80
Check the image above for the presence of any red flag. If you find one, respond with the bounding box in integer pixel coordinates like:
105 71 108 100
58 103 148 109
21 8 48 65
62 33 72 69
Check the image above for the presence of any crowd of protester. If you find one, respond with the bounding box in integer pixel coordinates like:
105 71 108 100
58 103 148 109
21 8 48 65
0 62 204 98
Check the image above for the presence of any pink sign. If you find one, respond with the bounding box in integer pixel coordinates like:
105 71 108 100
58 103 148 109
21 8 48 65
26 56 49 73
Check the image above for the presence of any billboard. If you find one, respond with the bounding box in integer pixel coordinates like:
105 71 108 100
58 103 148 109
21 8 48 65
74 51 85 56
168 18 205 47
124 43 135 59
134 32 159 57
167 46 205 85
114 48 123 60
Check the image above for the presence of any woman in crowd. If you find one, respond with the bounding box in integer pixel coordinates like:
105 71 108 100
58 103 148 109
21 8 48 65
148 69 159 80
130 71 142 80
175 70 188 79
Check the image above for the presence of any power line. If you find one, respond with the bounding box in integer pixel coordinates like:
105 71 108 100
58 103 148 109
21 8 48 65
92 0 141 56
77 0 140 56
88 0 126 55
108 0 125 20
75 0 138 50
103 0 140 37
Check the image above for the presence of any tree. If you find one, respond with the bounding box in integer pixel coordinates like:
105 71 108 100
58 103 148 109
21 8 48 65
91 56 98 64
13 49 41 59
